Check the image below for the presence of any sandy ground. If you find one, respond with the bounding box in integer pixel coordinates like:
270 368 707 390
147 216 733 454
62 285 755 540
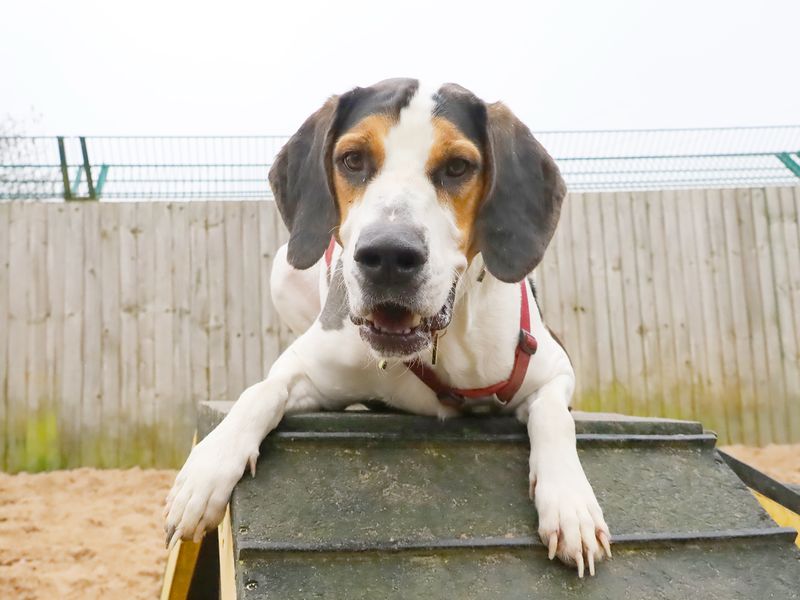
0 446 798 599
0 468 175 600
721 443 800 485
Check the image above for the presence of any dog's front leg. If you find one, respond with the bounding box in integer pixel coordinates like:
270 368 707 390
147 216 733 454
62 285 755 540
163 350 322 548
524 373 612 577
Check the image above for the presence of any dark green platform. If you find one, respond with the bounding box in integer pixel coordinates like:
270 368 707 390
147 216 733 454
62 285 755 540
198 402 800 599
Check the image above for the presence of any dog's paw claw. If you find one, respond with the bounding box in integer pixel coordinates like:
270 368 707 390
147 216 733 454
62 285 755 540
248 454 258 478
547 531 558 560
165 525 176 550
575 550 584 578
166 526 181 551
533 470 610 576
598 529 612 559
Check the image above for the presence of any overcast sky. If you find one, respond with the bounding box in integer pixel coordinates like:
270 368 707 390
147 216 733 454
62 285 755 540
2 0 798 136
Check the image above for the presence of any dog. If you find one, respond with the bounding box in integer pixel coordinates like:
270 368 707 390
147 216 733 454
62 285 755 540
164 78 611 577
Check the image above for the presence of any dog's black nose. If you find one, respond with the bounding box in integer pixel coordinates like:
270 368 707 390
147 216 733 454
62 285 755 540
354 224 428 286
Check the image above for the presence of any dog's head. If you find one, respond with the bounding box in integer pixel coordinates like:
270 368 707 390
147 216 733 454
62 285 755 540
269 79 565 359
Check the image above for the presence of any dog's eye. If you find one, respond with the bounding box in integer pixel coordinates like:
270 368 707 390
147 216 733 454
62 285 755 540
342 151 365 172
444 158 470 178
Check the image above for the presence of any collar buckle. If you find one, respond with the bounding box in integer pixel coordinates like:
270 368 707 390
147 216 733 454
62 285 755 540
518 330 538 356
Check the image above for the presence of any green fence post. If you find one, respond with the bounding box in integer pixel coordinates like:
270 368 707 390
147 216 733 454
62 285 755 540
57 136 73 201
80 136 96 200
776 152 800 180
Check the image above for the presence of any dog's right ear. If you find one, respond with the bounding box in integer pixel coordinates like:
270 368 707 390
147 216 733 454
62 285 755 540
269 96 340 270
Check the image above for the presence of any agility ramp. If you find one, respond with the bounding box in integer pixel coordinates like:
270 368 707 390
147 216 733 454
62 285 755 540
163 402 800 599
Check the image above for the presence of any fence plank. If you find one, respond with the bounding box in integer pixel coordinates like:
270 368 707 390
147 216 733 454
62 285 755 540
628 192 659 419
99 204 121 466
689 190 724 439
752 187 786 444
171 203 193 464
153 203 175 465
661 190 694 419
585 193 617 410
617 192 647 415
645 191 674 419
207 202 228 402
727 189 760 445
553 199 583 400
536 204 563 343
189 202 210 407
136 202 156 467
6 203 30 471
704 189 740 444
60 204 84 468
739 189 773 445
224 203 245 400
764 187 796 443
668 191 702 418
242 202 263 387
0 203 10 470
259 203 281 370
45 205 66 470
680 189 714 433
568 193 600 409
782 188 800 440
81 203 102 466
596 192 629 413
24 203 49 471
719 188 755 445
118 203 140 467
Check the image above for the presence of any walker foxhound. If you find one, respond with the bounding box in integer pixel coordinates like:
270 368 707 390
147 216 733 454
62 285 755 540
165 79 611 577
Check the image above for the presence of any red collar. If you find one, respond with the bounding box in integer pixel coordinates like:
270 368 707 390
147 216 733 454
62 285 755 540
404 280 537 409
323 238 537 409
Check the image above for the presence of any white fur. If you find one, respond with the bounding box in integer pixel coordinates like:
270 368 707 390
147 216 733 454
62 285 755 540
165 86 610 576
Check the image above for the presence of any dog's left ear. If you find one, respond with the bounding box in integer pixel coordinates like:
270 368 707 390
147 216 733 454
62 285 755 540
473 102 566 283
269 97 340 270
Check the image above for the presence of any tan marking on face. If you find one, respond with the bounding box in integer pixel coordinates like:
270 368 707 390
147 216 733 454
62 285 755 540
332 114 394 225
426 117 487 257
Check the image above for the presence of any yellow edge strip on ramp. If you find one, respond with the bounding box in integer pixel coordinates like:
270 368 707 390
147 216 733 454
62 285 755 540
752 489 800 548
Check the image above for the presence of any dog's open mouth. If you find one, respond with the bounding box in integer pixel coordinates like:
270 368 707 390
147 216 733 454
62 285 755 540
350 283 457 357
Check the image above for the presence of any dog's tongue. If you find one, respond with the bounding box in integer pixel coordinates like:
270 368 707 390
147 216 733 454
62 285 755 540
372 304 415 333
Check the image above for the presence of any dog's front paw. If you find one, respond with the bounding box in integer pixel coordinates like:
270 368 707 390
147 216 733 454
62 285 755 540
163 432 258 548
531 465 611 577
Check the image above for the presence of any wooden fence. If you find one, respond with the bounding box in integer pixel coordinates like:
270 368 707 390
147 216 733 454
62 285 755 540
0 188 798 471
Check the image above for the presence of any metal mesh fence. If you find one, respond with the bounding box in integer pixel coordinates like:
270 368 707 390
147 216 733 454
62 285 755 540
1 126 799 200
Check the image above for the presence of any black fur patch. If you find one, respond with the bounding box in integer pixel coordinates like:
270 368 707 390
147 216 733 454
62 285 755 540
432 83 488 148
268 78 420 270
474 103 566 283
319 260 350 330
335 78 419 134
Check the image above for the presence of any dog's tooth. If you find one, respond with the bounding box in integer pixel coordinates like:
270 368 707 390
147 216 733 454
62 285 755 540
411 314 422 327
403 328 411 334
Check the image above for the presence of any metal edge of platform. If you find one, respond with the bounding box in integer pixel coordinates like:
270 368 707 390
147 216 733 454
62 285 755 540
197 401 705 440
233 526 799 559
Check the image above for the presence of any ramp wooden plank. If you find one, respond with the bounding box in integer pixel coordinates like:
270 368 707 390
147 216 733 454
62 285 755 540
237 538 800 600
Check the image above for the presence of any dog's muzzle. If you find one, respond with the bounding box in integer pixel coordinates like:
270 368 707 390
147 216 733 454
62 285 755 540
353 223 428 290
350 223 454 357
